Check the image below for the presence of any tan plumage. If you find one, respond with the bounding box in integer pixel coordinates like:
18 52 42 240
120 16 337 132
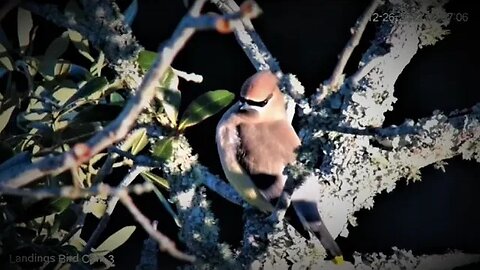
216 71 343 263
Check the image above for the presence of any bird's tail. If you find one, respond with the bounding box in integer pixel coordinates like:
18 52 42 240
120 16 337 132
292 200 344 265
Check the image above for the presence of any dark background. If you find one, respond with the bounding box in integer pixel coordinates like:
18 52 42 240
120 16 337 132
3 0 480 269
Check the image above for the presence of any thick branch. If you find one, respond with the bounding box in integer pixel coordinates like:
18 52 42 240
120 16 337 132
382 105 480 169
350 249 480 270
339 1 451 128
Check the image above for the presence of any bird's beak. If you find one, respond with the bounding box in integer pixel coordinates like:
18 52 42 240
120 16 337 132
239 102 249 111
239 102 258 112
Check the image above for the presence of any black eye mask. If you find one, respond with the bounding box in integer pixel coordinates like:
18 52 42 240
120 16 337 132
239 93 273 107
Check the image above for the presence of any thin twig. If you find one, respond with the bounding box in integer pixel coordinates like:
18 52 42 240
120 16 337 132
0 181 153 200
211 0 305 100
84 166 147 253
118 190 195 262
323 0 382 91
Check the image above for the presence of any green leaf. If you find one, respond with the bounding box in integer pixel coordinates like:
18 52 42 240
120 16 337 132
53 86 77 107
140 171 169 190
137 50 157 71
0 43 14 71
64 76 108 107
123 0 138 26
90 51 105 76
160 88 181 125
71 104 122 124
110 92 125 105
0 105 15 134
152 137 173 162
156 67 180 125
17 8 33 53
44 32 70 61
130 127 148 155
18 198 72 222
120 128 146 152
39 59 90 81
151 184 180 227
178 90 234 131
49 197 72 213
59 122 101 142
94 226 136 255
68 30 94 62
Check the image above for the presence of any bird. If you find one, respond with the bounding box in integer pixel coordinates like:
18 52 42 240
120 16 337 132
215 71 343 264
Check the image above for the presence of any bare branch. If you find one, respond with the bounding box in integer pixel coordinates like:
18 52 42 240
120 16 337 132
211 0 278 72
338 2 451 128
118 190 196 262
381 105 480 169
211 0 305 100
0 180 153 200
0 0 260 188
323 0 382 92
83 166 147 253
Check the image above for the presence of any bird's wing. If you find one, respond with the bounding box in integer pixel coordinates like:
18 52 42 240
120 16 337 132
216 105 275 212
237 120 301 204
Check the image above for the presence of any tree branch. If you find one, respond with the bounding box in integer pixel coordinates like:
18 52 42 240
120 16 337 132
118 190 195 262
211 0 305 101
323 0 382 91
381 105 480 169
338 1 451 128
83 166 148 254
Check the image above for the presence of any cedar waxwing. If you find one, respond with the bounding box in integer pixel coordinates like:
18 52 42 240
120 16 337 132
215 71 343 264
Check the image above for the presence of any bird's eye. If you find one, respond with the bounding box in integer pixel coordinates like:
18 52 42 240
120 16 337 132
240 93 273 107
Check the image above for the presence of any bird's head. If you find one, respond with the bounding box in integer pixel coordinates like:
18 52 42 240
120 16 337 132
238 71 286 121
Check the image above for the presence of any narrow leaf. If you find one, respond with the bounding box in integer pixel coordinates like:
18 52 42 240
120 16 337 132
44 32 70 61
95 226 136 255
0 43 14 71
160 88 181 125
53 87 77 106
140 171 169 190
151 184 180 227
123 0 138 26
178 90 234 131
17 8 33 53
49 198 72 213
64 76 108 107
131 127 148 155
156 67 180 124
68 30 94 62
120 128 147 152
90 51 105 76
152 137 173 162
137 50 157 71
0 105 15 134
39 60 90 81
110 92 125 105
